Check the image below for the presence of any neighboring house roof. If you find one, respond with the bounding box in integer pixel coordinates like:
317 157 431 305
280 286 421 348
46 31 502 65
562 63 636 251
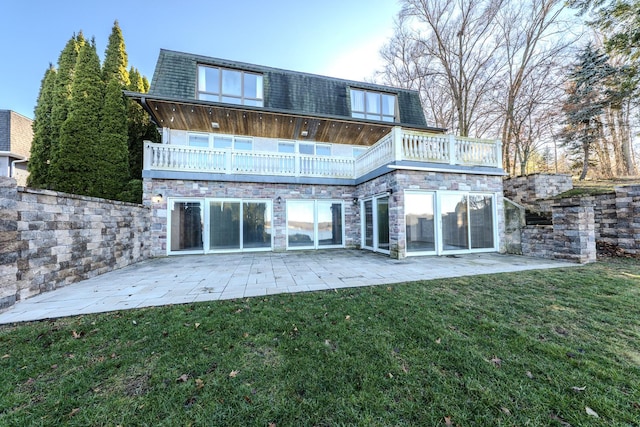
149 49 431 129
0 110 33 159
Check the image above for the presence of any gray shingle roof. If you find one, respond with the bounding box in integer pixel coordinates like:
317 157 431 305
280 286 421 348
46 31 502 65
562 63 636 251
149 49 429 127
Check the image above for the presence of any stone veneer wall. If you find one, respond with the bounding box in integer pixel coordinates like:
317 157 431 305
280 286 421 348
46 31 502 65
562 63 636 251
144 171 505 259
0 177 151 309
521 225 554 258
613 185 640 254
593 192 617 243
144 178 359 257
519 199 596 263
355 170 505 258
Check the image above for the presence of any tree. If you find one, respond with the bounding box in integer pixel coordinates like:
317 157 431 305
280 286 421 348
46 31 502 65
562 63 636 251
495 0 573 174
127 67 159 182
102 20 129 86
50 40 104 195
49 33 84 158
387 0 507 137
569 0 640 59
379 0 573 175
27 64 57 188
568 0 639 176
96 78 130 199
560 44 614 180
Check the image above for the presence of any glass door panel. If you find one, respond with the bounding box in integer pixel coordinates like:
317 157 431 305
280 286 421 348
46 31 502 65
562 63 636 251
364 200 373 248
376 197 390 251
287 201 315 248
317 201 343 246
441 194 469 251
405 193 436 253
170 201 203 252
243 202 271 249
469 195 494 249
210 201 240 250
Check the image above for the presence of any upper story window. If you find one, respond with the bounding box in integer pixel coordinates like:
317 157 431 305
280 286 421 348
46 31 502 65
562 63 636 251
197 65 264 107
188 133 253 150
350 89 397 122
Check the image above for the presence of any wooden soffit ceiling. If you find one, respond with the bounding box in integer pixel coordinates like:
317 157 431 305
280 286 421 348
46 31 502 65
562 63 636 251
143 98 399 146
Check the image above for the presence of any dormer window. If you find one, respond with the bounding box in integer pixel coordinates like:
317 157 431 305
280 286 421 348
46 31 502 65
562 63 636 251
198 65 264 107
350 89 397 122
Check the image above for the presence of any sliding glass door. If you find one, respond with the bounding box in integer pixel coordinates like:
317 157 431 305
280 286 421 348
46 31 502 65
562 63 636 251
169 200 204 253
440 192 495 253
405 192 436 254
168 198 272 254
286 200 344 249
361 195 390 254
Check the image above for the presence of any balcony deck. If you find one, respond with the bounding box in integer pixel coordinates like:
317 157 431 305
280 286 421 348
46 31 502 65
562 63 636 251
143 127 503 181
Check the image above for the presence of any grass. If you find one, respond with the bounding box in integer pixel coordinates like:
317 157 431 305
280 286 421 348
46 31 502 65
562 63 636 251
1 259 639 426
556 177 640 198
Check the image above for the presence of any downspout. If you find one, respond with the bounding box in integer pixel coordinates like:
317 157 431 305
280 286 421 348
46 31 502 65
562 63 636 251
10 158 28 179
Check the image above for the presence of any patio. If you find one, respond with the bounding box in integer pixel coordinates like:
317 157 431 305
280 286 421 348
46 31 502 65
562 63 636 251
0 250 575 324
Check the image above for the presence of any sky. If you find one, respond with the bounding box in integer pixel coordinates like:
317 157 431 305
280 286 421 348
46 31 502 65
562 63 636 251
0 0 401 119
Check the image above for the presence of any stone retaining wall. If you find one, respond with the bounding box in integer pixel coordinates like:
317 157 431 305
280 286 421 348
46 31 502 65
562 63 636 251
0 177 151 310
520 199 596 264
503 174 573 209
614 185 640 254
521 225 554 259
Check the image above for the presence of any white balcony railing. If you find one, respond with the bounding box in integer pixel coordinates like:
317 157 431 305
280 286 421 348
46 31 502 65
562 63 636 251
144 127 502 179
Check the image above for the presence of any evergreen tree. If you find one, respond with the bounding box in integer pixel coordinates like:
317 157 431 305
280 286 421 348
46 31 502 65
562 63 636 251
96 79 130 199
560 44 614 180
102 20 129 86
127 67 160 182
51 39 104 196
49 33 84 154
27 64 57 188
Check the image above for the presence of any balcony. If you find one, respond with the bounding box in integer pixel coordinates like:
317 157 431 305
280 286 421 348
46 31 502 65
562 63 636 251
143 127 502 180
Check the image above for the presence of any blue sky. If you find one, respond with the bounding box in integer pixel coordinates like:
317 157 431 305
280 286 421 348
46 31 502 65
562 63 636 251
0 0 401 119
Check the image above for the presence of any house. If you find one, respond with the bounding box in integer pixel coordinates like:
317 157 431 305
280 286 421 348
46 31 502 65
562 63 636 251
126 49 506 259
0 110 32 187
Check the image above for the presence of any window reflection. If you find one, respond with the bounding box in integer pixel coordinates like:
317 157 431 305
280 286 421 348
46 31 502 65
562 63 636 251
405 193 435 252
170 202 203 251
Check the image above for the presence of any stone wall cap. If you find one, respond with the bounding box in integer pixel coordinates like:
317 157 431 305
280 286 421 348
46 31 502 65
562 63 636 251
18 187 148 208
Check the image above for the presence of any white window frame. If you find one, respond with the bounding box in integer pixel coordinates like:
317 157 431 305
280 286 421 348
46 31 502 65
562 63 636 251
186 133 253 151
404 190 438 256
167 197 273 255
436 191 498 256
285 200 346 250
167 198 205 256
350 88 397 122
197 65 264 107
360 193 391 255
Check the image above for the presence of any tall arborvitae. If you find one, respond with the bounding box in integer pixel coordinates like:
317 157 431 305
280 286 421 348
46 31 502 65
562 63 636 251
27 64 57 188
49 33 84 152
102 20 129 87
51 39 104 195
97 79 130 199
127 67 160 183
96 20 131 200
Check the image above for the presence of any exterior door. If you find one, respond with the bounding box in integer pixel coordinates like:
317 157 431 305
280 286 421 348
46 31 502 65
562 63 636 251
361 195 390 254
169 200 204 254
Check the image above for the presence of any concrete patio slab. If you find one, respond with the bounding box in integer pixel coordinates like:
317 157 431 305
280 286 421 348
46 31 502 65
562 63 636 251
0 250 578 324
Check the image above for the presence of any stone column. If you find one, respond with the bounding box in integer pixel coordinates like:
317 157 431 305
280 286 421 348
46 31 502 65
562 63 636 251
614 185 640 255
0 177 24 308
551 197 596 263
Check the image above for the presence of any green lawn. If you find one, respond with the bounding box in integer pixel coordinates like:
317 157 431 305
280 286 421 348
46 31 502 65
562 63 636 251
1 259 639 426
